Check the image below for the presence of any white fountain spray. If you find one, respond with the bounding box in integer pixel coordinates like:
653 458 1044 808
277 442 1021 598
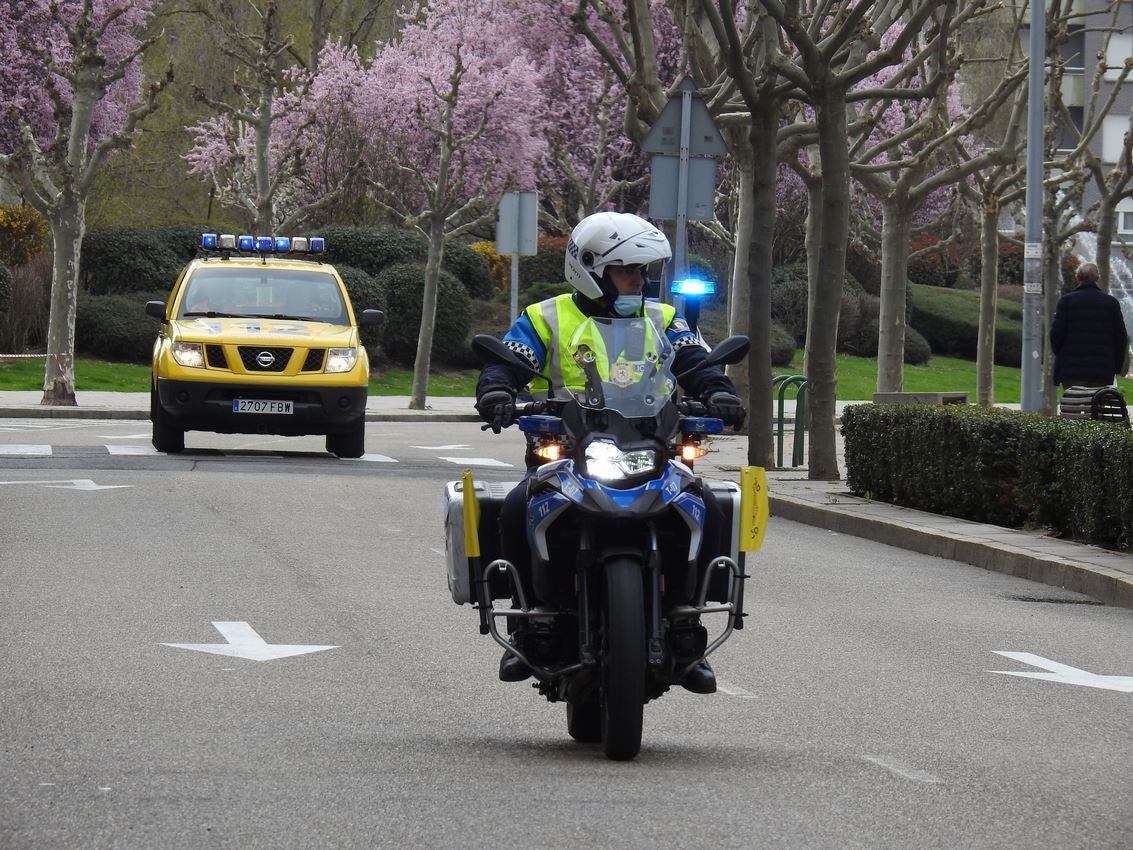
1074 232 1133 377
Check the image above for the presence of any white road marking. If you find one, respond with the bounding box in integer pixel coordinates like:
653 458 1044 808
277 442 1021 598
716 679 756 698
162 621 339 661
862 756 943 784
349 453 398 463
439 456 514 467
0 444 51 456
990 651 1133 693
105 445 158 455
0 478 131 491
410 444 470 450
100 433 150 439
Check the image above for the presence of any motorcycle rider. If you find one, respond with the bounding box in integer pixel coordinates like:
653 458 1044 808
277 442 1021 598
475 211 746 694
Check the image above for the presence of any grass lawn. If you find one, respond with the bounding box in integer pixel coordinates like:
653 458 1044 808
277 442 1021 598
2 353 1130 402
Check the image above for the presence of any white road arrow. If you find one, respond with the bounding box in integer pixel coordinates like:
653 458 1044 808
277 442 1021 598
990 652 1133 693
0 478 131 491
162 621 339 661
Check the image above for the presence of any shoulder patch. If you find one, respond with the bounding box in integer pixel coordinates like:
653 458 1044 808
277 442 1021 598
669 318 690 334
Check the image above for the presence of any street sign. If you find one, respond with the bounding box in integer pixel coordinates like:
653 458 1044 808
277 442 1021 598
496 191 538 256
642 76 730 157
648 155 716 220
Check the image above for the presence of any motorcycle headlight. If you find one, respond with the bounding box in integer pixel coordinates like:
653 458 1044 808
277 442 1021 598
171 341 205 368
325 347 358 373
583 439 659 482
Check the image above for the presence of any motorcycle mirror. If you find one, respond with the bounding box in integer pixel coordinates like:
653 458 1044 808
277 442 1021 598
674 334 750 378
471 334 540 378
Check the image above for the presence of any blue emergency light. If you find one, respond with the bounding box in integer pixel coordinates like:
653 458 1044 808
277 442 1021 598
671 278 716 297
201 233 327 255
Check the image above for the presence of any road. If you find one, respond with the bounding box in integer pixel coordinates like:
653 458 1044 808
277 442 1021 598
1 418 1130 849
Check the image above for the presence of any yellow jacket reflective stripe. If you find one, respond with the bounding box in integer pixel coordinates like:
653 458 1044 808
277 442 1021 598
524 294 675 393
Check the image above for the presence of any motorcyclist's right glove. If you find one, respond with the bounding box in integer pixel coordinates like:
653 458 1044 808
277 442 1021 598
476 389 517 434
707 391 746 430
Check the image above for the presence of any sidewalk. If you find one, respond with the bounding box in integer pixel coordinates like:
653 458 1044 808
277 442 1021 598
2 391 1131 610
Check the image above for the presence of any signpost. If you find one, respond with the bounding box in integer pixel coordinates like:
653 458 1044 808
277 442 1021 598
496 191 539 321
643 76 728 329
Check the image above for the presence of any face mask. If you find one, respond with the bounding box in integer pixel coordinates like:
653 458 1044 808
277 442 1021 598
613 295 641 317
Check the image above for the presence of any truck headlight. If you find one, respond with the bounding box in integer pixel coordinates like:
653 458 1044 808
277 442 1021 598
325 347 358 373
171 342 205 368
583 439 658 482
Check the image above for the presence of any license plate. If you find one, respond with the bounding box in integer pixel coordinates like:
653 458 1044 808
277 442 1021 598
233 399 293 415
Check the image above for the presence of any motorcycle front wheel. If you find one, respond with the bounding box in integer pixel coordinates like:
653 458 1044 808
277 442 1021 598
599 557 645 761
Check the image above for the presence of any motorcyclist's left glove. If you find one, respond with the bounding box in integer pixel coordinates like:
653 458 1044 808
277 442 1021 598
707 391 746 430
476 389 517 434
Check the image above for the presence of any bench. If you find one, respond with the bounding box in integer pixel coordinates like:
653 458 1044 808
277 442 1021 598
1058 386 1130 425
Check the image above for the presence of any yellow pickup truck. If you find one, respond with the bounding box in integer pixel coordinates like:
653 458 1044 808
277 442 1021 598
145 234 382 458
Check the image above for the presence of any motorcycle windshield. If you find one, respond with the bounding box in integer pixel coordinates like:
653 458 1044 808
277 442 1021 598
564 316 677 418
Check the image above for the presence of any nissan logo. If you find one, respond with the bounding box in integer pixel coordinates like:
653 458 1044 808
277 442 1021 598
256 350 276 368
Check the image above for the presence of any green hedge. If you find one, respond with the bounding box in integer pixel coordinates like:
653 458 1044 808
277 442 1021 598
842 403 1133 549
320 225 492 300
81 228 190 295
376 262 470 366
76 291 168 363
908 282 1022 366
336 265 386 360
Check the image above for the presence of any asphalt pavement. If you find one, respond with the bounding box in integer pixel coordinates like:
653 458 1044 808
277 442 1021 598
2 390 1131 610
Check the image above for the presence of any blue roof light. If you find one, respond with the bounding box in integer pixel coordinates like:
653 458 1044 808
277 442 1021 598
274 236 291 252
672 278 715 297
308 237 325 253
238 235 254 251
253 236 274 252
201 233 218 249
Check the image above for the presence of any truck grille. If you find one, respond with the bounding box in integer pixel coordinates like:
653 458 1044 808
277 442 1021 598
237 346 293 372
206 345 228 369
302 348 325 372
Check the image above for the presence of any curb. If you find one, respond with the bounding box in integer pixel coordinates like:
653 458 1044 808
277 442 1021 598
769 494 1133 610
0 406 482 423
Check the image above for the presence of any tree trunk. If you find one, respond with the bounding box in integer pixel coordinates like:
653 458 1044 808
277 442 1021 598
255 85 274 231
727 142 753 407
975 201 999 406
804 90 849 481
409 215 445 410
41 200 84 406
745 100 776 469
1097 203 1117 293
875 197 911 393
1041 237 1060 414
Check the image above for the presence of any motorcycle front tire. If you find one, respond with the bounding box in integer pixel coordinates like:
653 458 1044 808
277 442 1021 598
600 557 646 761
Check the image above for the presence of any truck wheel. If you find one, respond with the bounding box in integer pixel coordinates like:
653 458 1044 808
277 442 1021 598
328 419 365 459
150 388 184 454
599 557 645 761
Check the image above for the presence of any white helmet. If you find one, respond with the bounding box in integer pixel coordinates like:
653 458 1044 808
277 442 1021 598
565 212 672 303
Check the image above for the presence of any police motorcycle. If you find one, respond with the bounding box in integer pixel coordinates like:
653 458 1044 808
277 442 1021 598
444 314 755 761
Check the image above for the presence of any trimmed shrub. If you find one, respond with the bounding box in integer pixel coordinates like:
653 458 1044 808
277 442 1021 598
443 240 494 300
75 291 168 363
0 263 11 328
519 236 568 287
847 239 881 295
335 265 386 360
843 403 1133 549
376 262 471 367
0 205 48 268
770 320 795 367
470 240 509 294
904 326 932 365
82 228 186 294
908 282 1022 366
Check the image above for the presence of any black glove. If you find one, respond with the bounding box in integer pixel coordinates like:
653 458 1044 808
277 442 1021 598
707 391 746 430
476 389 517 433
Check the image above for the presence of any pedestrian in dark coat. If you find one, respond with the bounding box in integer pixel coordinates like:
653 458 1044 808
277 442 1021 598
1050 262 1130 389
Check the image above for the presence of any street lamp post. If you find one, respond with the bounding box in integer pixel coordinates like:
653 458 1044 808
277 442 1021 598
1020 0 1046 411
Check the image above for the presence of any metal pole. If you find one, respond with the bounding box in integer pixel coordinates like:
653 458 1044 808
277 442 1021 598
510 253 519 322
671 88 692 315
1020 0 1046 411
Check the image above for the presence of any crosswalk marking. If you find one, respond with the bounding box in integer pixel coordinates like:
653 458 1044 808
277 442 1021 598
349 453 398 463
105 445 159 456
0 445 51 456
0 444 517 466
438 456 515 468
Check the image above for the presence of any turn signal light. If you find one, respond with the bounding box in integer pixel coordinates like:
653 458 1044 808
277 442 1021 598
534 443 562 461
680 443 707 462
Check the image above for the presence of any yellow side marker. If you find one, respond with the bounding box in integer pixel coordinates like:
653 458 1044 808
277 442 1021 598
461 469 481 558
739 466 769 553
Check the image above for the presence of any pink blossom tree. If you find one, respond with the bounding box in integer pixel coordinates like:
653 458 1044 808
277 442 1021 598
355 0 546 408
0 0 169 404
